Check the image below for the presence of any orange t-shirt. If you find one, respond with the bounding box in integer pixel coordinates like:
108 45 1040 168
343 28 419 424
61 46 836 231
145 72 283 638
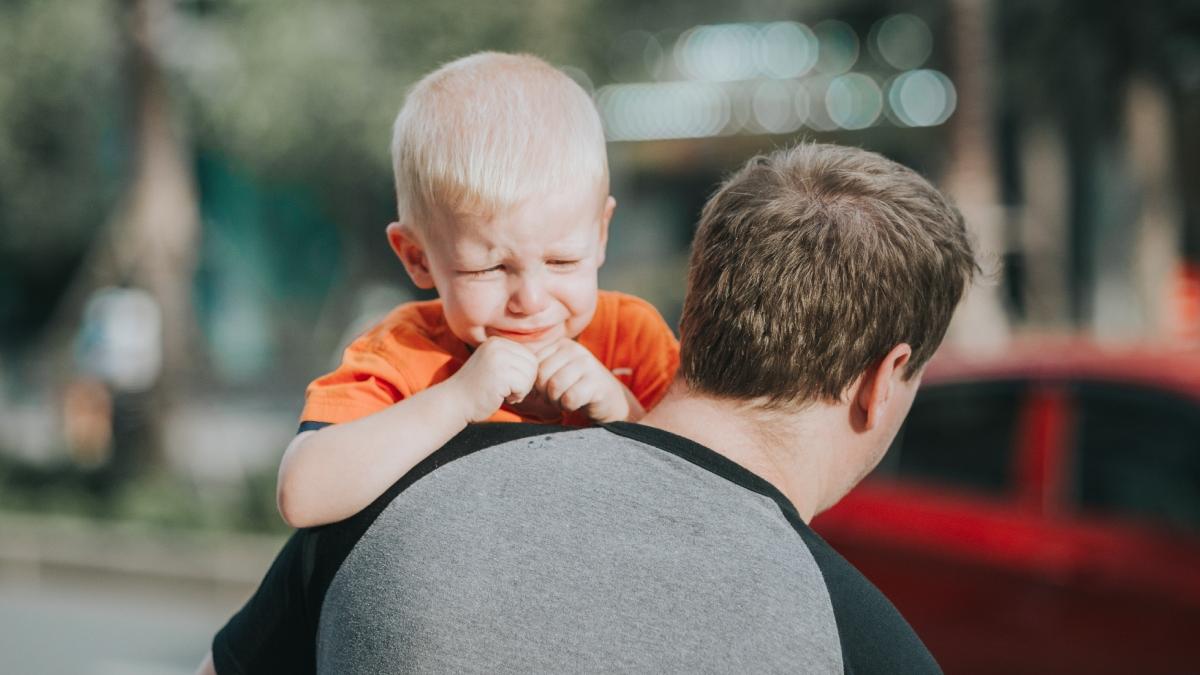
301 290 680 427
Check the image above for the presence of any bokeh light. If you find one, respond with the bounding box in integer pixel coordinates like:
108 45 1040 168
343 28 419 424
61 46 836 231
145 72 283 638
813 20 860 75
870 14 933 70
756 21 819 79
886 69 956 127
752 80 803 134
597 82 731 141
725 81 754 135
826 73 883 130
675 23 761 82
793 84 812 128
803 76 839 132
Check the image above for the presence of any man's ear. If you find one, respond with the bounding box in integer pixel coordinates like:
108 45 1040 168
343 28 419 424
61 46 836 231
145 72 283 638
386 222 435 289
855 343 913 431
596 196 615 268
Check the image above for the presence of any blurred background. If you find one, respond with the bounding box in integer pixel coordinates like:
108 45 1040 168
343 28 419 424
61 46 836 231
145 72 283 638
1 0 1198 672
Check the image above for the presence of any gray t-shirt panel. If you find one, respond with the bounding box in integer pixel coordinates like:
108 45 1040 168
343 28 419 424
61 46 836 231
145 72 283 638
318 428 843 674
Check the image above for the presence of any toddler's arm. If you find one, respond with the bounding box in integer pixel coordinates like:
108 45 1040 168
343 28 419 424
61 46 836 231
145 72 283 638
276 338 538 528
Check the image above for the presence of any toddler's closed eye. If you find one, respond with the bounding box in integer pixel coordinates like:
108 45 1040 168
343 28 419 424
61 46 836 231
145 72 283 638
459 265 504 278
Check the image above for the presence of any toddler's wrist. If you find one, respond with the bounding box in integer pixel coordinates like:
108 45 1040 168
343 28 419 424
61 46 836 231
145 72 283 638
437 374 480 426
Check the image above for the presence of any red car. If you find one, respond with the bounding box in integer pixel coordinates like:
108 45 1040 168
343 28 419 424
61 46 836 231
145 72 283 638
813 341 1200 675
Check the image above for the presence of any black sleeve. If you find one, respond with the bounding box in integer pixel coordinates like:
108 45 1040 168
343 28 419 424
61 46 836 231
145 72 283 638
213 531 320 675
798 528 943 675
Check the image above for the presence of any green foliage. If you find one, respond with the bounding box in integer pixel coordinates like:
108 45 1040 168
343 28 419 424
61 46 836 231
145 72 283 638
172 0 607 199
0 0 127 342
0 453 290 534
0 0 124 259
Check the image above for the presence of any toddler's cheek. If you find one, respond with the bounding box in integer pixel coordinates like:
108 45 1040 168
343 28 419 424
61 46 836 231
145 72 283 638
564 293 599 330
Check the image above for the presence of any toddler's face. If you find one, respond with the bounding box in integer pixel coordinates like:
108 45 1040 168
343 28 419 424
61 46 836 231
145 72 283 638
392 179 614 353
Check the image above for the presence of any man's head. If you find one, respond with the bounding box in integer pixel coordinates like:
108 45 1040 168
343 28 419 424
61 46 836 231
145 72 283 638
678 143 977 502
386 52 614 350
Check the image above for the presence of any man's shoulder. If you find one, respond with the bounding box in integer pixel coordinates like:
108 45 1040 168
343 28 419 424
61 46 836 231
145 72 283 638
313 421 793 587
413 422 572 479
231 423 938 674
343 422 568 522
319 423 847 672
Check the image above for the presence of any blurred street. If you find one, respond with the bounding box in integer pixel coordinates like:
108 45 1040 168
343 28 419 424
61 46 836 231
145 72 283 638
0 514 281 674
2 575 222 675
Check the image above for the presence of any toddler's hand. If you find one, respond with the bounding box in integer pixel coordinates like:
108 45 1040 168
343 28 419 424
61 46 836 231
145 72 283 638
534 339 634 423
449 337 538 423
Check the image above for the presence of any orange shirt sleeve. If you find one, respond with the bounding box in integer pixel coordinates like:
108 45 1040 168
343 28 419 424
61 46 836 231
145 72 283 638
300 338 415 425
299 301 465 425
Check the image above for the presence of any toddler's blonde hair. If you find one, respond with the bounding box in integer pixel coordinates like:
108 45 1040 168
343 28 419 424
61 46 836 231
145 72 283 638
392 52 608 228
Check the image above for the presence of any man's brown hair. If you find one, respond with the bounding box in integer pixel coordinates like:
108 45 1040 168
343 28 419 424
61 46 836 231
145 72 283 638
679 142 978 406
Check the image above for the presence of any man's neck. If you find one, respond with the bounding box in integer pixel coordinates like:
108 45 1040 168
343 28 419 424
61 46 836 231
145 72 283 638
639 385 838 523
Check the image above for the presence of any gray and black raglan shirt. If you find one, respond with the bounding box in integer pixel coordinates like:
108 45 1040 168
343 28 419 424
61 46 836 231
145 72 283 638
213 422 940 674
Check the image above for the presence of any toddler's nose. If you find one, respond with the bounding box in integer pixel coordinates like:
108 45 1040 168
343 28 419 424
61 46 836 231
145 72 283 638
508 273 549 316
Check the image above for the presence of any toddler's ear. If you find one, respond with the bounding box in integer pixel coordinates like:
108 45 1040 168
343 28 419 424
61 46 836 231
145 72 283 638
597 196 616 267
386 222 435 289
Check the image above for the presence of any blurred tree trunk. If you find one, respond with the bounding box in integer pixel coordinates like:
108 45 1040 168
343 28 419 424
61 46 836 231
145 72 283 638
942 0 1011 350
120 0 200 385
47 0 200 475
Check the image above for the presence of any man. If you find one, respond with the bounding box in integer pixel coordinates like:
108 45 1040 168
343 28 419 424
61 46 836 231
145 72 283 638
199 142 977 674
